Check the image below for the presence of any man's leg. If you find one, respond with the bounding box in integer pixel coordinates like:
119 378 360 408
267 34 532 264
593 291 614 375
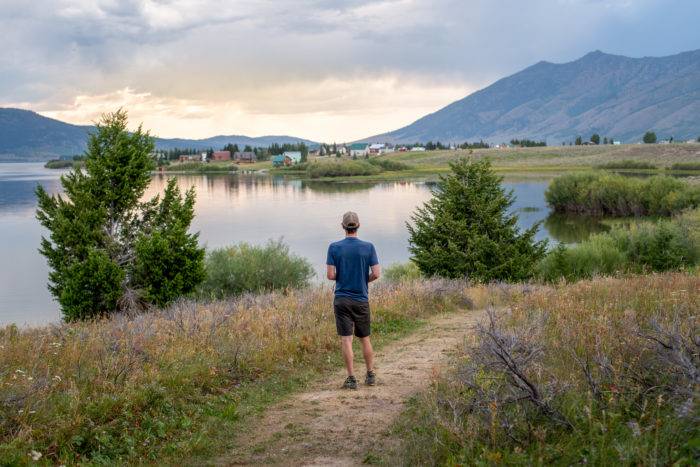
359 336 374 372
340 335 354 376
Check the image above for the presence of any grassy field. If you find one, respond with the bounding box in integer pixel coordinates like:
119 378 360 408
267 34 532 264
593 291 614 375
389 143 700 172
0 280 471 465
387 272 700 465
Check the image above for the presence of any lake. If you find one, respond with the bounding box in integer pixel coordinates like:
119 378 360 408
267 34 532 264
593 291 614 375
0 163 604 326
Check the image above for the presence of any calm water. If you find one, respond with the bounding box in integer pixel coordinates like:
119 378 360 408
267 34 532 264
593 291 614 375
0 163 602 326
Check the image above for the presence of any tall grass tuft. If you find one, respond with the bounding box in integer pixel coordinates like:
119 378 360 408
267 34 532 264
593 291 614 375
367 158 412 171
545 172 700 216
390 273 700 465
199 240 314 298
306 160 381 178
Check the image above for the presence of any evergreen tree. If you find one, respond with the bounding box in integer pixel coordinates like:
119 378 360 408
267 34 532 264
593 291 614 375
407 158 546 282
590 133 600 145
575 136 582 145
643 131 657 144
36 110 205 321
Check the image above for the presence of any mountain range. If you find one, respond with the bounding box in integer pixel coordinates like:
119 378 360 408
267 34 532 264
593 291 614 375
2 48 699 160
0 108 315 161
364 49 700 144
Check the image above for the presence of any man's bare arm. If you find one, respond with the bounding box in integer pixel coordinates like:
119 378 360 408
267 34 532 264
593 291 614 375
326 265 337 281
368 264 381 282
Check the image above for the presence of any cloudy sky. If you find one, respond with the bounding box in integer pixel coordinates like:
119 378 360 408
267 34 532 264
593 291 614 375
1 0 698 141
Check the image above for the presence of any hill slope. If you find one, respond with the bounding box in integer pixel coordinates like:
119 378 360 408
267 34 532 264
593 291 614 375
0 108 315 160
365 49 700 144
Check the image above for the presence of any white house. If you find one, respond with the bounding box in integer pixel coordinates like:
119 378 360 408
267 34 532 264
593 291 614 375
349 143 369 157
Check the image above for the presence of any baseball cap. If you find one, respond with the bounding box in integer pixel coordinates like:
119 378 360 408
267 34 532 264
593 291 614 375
342 211 360 229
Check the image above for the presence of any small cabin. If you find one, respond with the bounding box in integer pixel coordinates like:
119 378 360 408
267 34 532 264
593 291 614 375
234 151 256 163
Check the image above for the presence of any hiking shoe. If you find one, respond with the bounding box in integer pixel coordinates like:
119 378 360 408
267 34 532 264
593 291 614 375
365 370 377 386
342 375 358 390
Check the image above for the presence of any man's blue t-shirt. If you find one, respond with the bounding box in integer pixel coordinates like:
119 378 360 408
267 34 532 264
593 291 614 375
326 237 379 302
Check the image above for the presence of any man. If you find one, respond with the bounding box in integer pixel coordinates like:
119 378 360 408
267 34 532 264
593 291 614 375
326 211 380 389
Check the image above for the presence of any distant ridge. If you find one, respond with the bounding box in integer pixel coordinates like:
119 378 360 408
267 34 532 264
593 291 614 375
361 49 700 144
0 108 316 161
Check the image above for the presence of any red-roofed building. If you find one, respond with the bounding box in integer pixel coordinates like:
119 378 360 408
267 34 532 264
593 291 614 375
212 150 231 161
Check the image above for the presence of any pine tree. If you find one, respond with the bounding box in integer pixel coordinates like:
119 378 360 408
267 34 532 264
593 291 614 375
36 110 204 321
407 158 546 281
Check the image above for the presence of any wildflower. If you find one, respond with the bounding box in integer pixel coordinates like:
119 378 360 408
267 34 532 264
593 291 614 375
627 420 641 437
28 450 42 461
53 375 62 382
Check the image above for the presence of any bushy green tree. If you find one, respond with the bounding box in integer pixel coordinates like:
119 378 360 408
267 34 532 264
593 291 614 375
643 131 657 144
575 136 582 145
36 110 205 321
590 133 600 145
407 158 546 281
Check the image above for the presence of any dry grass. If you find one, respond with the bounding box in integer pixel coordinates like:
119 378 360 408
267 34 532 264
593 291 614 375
0 279 470 464
391 272 700 465
390 143 700 170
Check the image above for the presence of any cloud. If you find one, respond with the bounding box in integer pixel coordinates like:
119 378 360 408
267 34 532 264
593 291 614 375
1 0 698 140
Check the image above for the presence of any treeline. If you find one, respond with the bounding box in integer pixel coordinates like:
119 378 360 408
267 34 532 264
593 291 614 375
510 138 546 147
569 134 615 145
160 142 309 162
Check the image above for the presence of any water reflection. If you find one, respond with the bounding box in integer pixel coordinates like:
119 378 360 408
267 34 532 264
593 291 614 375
544 214 610 244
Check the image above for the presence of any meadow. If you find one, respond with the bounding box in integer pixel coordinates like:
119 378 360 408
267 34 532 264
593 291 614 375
387 272 699 465
0 280 470 464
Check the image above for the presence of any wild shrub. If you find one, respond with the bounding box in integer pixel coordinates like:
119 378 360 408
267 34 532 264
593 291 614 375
538 217 698 282
595 160 657 170
391 273 700 465
199 240 314 298
36 111 205 320
546 172 700 216
383 262 422 282
306 160 381 178
407 158 546 281
669 162 700 171
367 157 412 171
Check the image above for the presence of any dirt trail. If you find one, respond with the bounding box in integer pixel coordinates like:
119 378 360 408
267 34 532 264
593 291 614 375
217 310 486 466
